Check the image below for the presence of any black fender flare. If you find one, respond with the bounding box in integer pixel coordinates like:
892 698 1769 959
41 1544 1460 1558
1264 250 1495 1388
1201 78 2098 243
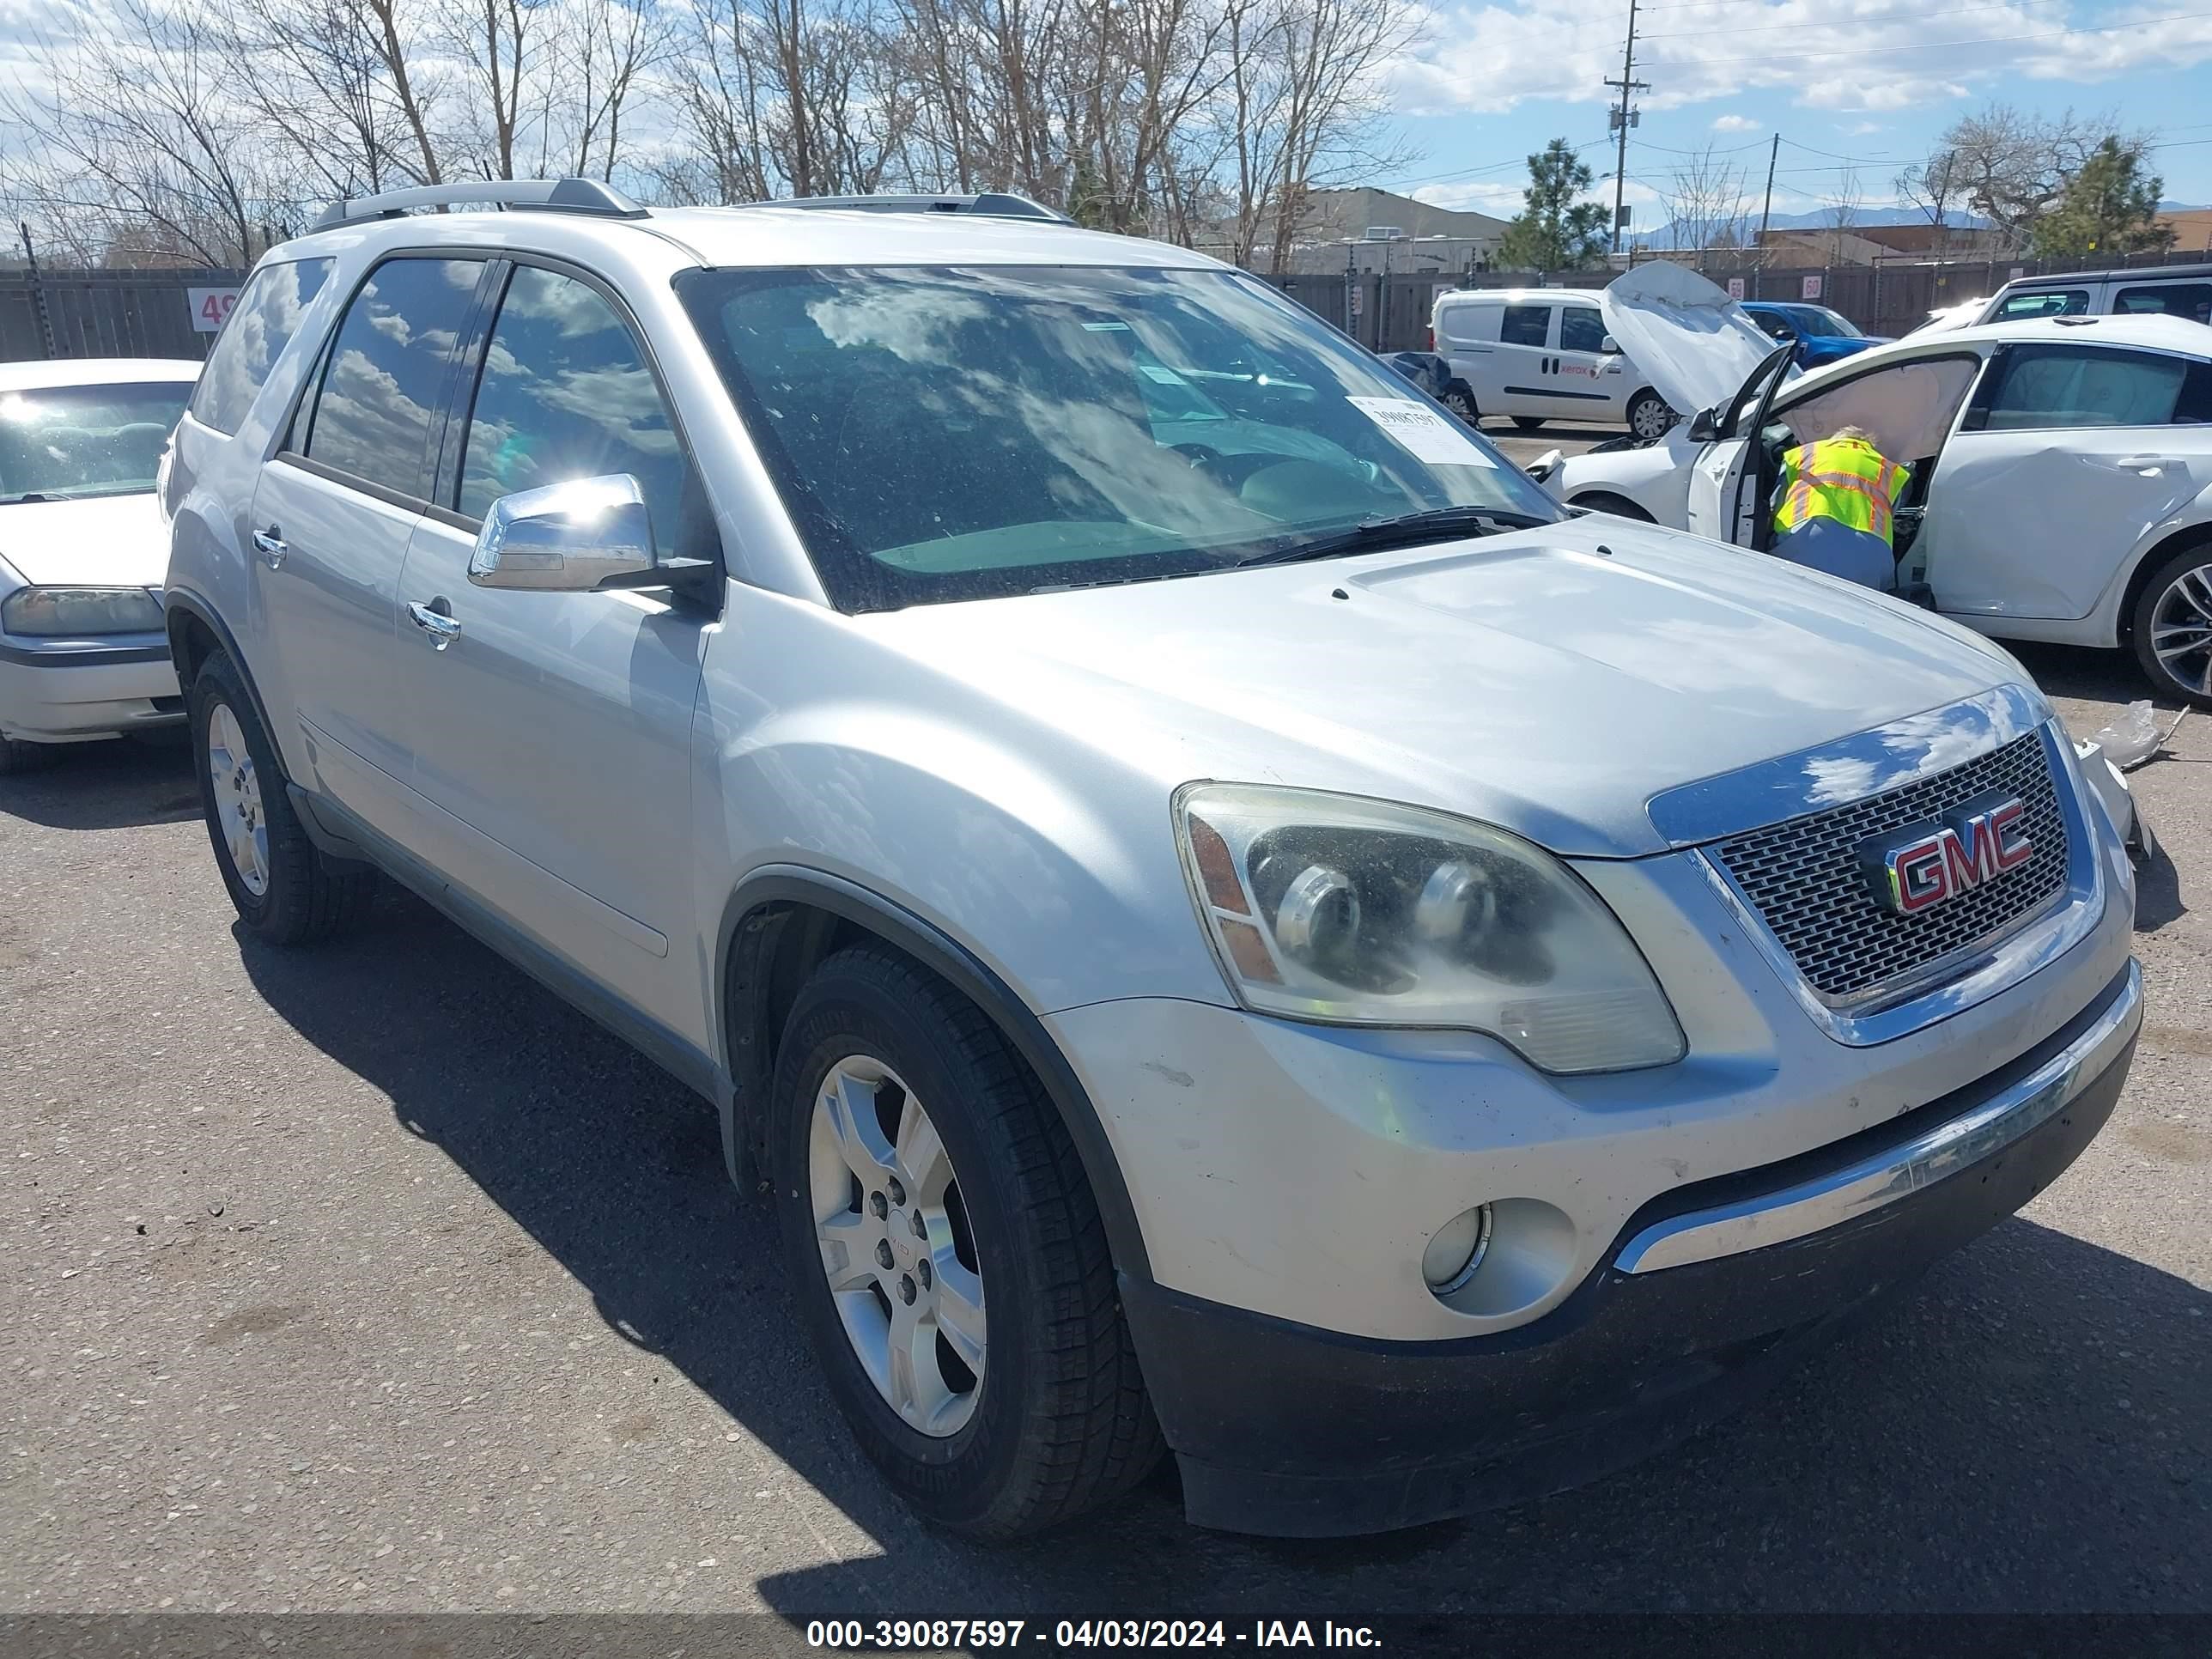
714 866 1152 1285
163 591 285 778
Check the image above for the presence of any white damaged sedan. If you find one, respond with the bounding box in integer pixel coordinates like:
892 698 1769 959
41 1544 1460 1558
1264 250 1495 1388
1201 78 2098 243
1548 264 2212 705
0 358 199 772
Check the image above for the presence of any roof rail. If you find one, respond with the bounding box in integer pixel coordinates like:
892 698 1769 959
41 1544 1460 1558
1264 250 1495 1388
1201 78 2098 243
749 192 1072 223
312 178 648 232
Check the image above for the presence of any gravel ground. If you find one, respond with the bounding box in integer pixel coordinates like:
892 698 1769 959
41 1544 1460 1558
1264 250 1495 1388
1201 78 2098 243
2 620 2206 1623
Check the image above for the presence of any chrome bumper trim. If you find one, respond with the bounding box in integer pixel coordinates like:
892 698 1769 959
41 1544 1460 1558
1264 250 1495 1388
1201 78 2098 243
1616 957 2142 1275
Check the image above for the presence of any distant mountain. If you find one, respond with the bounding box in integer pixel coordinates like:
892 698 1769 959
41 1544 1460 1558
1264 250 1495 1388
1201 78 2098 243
1631 205 1988 248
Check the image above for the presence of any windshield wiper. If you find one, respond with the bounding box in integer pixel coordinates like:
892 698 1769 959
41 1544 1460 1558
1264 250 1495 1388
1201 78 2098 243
0 492 62 505
1230 506 1553 568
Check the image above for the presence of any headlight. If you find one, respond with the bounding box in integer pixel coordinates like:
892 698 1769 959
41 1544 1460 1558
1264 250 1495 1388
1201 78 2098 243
1 585 165 637
1175 783 1684 1073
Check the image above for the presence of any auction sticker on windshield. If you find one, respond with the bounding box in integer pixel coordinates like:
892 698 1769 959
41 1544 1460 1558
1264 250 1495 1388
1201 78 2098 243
1346 397 1498 467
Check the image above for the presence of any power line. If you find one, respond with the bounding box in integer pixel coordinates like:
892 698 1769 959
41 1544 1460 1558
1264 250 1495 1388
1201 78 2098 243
1644 8 2212 65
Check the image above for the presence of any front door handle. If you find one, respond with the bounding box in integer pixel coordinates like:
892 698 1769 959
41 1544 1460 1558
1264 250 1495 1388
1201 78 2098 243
2114 454 2183 472
252 526 288 569
407 599 461 651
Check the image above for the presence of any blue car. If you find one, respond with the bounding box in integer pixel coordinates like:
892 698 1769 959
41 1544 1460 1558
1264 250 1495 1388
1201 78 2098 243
1741 301 1891 368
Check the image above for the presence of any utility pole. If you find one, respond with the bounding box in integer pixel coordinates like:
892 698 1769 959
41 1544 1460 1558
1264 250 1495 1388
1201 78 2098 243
1606 0 1649 257
1757 132 1780 250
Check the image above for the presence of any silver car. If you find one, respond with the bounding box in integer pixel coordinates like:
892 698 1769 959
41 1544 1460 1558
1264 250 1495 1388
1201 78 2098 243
161 181 2142 1540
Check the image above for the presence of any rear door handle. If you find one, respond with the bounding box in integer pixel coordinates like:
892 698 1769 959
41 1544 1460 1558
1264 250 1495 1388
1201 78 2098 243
407 599 461 650
252 526 288 569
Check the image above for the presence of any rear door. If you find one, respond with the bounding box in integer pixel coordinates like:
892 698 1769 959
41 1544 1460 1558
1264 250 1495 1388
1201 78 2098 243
391 258 714 1033
247 253 494 836
1917 342 2212 620
1433 297 1493 404
1492 299 1555 415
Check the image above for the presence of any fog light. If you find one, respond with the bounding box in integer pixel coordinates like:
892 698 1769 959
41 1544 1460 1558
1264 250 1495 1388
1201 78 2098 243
1420 1203 1493 1293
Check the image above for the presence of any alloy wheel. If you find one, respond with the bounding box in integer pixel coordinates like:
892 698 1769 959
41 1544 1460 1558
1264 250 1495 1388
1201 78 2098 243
2149 562 2212 697
1631 397 1674 441
205 701 269 897
809 1055 987 1437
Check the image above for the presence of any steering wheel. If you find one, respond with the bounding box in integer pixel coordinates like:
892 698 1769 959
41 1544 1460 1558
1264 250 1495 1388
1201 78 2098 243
1171 442 1229 476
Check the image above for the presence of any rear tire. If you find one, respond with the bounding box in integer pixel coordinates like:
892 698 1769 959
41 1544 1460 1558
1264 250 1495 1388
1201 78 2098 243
2130 542 2212 708
1511 416 1545 433
189 650 370 943
770 944 1163 1539
0 735 63 775
1441 384 1479 424
1626 390 1675 442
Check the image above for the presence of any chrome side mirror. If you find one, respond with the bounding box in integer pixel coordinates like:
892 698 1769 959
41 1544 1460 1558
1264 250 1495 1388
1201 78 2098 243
469 474 654 592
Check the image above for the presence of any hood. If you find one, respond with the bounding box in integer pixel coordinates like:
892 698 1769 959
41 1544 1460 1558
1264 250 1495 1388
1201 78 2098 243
1601 263 1791 417
0 492 168 587
868 516 2029 859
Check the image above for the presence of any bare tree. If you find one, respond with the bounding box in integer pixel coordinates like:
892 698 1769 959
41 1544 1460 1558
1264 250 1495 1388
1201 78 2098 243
1935 102 2115 252
1826 166 1863 263
1895 149 1960 252
1659 143 1751 268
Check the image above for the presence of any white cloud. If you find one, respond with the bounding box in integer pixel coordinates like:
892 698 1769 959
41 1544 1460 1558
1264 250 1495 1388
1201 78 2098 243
1711 114 1760 132
1389 0 2212 118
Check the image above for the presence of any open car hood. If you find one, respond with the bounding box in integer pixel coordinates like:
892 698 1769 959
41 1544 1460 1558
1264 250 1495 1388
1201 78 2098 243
1601 263 1790 418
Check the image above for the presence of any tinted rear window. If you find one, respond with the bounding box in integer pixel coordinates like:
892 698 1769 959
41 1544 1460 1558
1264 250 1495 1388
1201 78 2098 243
188 258 335 435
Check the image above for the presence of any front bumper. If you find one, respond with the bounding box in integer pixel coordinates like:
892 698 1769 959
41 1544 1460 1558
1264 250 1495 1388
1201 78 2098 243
1122 958 2140 1535
0 635 181 742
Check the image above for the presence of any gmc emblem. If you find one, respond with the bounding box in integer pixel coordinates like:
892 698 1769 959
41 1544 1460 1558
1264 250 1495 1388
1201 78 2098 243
1859 791 2033 915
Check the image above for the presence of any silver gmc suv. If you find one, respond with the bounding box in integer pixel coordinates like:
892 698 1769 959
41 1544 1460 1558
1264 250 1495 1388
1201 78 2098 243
162 180 2142 1540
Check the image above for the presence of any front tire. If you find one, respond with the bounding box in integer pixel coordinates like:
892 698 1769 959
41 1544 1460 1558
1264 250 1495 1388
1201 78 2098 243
1511 416 1546 433
770 945 1162 1539
1626 390 1675 442
2130 542 2212 708
189 651 370 943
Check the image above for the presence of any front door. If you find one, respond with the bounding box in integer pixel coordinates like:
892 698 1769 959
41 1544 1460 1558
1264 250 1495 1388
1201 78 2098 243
392 260 713 1042
248 254 494 836
1682 343 1799 546
1553 303 1628 421
1920 342 2212 620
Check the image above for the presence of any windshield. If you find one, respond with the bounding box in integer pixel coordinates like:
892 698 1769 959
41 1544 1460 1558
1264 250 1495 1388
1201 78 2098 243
678 264 1559 611
0 381 190 502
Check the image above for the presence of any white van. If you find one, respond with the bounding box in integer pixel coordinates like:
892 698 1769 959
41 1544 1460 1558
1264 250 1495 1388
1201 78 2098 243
1431 287 1676 440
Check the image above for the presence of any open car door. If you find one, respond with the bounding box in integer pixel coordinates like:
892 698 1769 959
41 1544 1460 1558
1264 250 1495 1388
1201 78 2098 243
1682 343 1799 546
1600 263 1796 545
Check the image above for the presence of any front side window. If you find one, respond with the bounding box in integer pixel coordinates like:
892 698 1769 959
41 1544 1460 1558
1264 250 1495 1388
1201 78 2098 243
1498 304 1551 347
2115 283 2212 325
189 258 335 435
678 264 1559 611
1558 307 1607 353
0 381 191 501
457 265 689 548
1994 289 2089 320
1978 344 2203 430
301 257 484 498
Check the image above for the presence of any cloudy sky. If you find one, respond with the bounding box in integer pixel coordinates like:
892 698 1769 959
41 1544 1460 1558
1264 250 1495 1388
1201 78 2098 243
1380 0 2212 224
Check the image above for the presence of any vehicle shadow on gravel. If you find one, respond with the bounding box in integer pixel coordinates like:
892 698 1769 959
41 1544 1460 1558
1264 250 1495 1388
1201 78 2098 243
238 888 2209 1618
0 731 198 831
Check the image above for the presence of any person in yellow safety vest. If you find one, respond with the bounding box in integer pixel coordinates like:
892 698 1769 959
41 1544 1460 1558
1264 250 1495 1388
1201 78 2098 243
1770 424 1911 592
